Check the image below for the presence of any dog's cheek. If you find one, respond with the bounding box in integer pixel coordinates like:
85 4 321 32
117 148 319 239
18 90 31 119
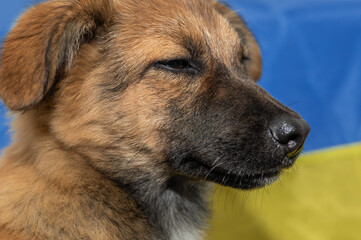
51 72 115 150
116 85 167 153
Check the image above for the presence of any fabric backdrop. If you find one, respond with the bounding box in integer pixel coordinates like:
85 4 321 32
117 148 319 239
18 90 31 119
1 0 361 239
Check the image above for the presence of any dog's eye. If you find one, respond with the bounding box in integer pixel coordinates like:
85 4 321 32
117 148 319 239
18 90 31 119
163 59 192 70
155 59 199 73
241 54 250 64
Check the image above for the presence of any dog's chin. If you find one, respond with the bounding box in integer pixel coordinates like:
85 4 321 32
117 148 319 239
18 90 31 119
219 170 281 189
202 166 281 190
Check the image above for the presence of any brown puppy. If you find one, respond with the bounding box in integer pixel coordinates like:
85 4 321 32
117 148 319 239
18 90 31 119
0 0 310 239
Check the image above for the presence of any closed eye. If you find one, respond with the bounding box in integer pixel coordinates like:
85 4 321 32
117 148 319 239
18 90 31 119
241 54 250 64
154 59 200 74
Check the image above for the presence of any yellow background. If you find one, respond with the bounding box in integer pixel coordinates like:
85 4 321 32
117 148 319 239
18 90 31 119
206 144 361 240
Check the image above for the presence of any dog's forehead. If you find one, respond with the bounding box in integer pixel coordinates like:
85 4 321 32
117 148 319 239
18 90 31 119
115 0 241 61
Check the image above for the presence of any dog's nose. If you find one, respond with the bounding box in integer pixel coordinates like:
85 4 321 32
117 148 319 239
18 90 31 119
269 116 310 157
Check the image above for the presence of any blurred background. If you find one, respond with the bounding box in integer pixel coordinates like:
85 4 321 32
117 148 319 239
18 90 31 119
1 0 361 239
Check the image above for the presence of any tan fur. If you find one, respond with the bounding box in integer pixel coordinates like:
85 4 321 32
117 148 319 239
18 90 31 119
0 0 262 239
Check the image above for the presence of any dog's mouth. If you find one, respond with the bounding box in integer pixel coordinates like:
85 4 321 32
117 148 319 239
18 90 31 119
217 169 281 190
175 152 303 189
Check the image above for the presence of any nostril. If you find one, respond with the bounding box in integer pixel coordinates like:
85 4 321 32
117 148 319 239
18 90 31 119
269 116 310 155
272 122 298 144
270 120 299 147
287 139 298 150
285 132 303 150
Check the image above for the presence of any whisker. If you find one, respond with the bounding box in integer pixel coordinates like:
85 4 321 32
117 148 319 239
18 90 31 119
204 159 224 180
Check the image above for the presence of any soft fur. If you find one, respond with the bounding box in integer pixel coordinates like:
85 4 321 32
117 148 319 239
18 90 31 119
0 0 309 239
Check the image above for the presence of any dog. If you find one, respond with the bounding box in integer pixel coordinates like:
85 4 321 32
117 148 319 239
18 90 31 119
0 0 310 239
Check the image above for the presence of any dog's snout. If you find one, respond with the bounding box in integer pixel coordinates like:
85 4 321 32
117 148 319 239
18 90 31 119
270 116 310 156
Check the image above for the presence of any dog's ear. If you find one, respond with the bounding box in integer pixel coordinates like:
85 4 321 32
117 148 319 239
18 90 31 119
210 0 262 81
0 0 113 110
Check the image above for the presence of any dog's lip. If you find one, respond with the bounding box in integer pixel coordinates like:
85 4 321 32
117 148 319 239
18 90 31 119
177 156 283 189
283 148 303 169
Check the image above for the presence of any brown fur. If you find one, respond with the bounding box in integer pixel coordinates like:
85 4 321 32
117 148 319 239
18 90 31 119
0 0 308 239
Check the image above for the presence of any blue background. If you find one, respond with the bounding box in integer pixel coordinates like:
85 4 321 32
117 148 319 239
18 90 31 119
1 0 361 151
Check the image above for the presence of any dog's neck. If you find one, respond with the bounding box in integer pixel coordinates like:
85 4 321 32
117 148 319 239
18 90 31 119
120 175 211 240
8 111 211 240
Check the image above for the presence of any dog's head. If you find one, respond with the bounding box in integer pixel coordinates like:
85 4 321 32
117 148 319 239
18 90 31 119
0 0 309 189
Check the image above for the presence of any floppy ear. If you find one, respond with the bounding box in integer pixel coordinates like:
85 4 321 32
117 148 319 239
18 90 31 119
0 0 113 110
210 0 262 81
